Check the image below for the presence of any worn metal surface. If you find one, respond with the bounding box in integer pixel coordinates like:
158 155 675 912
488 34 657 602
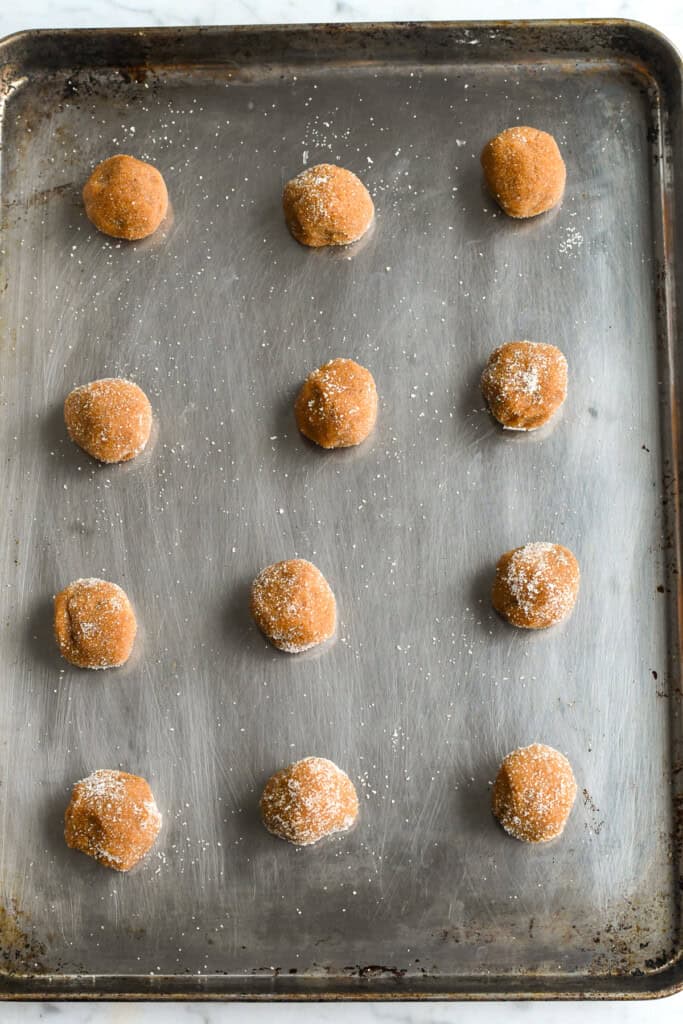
0 20 681 1000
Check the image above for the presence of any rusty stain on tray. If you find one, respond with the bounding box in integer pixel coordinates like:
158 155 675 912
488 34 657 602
0 903 47 976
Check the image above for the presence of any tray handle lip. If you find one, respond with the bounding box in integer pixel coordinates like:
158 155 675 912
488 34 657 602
0 18 681 71
0 958 680 1000
0 19 681 106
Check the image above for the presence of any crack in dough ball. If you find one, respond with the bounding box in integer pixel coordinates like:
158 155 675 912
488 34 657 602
294 358 378 449
83 154 168 240
481 126 566 218
283 163 374 247
250 559 336 653
260 756 359 846
54 578 137 669
492 744 577 842
64 769 162 870
64 377 152 464
492 542 580 629
481 341 567 431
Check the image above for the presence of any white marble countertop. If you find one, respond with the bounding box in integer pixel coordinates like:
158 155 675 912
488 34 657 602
0 1 682 1021
0 1000 680 1024
0 0 681 42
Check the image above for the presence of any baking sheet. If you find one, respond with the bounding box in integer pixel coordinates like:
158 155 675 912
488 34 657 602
0 20 681 999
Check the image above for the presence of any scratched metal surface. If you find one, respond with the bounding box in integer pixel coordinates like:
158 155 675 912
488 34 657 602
0 22 681 999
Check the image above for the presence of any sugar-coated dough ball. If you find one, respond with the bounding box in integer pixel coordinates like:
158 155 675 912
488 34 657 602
294 358 378 449
64 769 162 870
54 578 137 669
260 756 359 845
250 559 336 653
283 163 374 246
481 341 567 431
492 542 579 629
83 154 168 240
481 127 566 218
492 744 577 842
64 378 152 463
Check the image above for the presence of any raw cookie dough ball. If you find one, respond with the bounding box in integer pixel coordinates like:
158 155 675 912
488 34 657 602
294 357 378 449
250 559 336 653
492 743 577 842
64 769 162 870
492 543 579 629
54 578 137 669
481 127 566 218
83 154 168 240
64 377 152 463
260 756 359 846
481 340 568 431
283 163 374 246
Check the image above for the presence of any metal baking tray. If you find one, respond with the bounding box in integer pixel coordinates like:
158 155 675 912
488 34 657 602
0 19 681 1001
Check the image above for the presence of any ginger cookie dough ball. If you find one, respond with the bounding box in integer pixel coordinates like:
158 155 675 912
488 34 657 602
64 769 162 870
492 542 579 630
250 559 336 653
295 357 378 449
64 377 152 464
54 578 137 669
481 127 566 218
492 743 577 842
260 756 359 846
283 163 374 247
83 154 168 240
481 340 567 431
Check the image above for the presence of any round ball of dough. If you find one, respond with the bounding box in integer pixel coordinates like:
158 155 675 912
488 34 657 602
492 542 579 629
64 769 162 870
250 559 336 653
260 756 359 846
481 126 566 218
481 340 567 431
64 377 152 464
83 154 168 240
54 578 137 669
492 743 577 842
294 357 378 449
283 163 374 247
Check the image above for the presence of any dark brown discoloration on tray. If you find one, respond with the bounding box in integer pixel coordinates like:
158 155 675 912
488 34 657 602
0 903 47 976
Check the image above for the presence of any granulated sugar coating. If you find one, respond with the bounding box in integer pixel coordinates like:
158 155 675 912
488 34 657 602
64 377 152 464
481 126 566 218
260 756 359 846
492 743 577 843
54 578 137 669
492 542 580 629
481 341 567 431
294 357 378 449
83 154 168 240
64 769 162 870
282 163 374 247
250 559 336 653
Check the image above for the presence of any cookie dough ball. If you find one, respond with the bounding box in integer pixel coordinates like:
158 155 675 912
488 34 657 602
64 378 152 463
283 163 374 247
492 744 577 842
64 769 162 870
54 578 137 669
481 127 566 218
83 154 168 240
492 542 579 629
260 756 359 846
481 341 567 431
250 559 336 653
295 358 378 449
